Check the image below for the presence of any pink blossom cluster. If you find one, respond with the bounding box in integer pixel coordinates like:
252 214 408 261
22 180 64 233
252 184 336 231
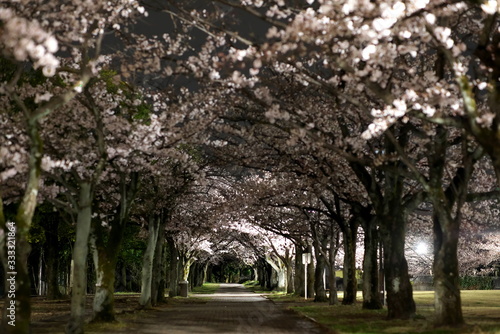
0 7 59 76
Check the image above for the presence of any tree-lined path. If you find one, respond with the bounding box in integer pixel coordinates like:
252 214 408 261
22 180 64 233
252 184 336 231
109 284 326 334
3 2 500 333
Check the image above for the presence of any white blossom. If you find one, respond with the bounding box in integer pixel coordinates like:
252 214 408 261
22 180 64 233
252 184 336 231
425 13 436 25
481 0 498 15
422 105 436 117
35 92 53 103
361 44 377 60
44 36 58 53
0 168 17 181
373 17 396 32
477 82 488 90
414 0 429 9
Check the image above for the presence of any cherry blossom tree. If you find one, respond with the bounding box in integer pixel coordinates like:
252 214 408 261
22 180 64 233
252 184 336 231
173 0 500 325
3 1 500 333
0 1 148 331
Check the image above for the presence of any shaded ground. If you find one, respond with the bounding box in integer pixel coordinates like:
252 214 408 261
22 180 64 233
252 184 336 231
88 284 328 334
27 294 141 333
1 284 329 333
268 291 500 334
3 287 499 333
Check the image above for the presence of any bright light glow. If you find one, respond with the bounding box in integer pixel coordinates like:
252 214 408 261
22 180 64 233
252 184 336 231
416 242 428 254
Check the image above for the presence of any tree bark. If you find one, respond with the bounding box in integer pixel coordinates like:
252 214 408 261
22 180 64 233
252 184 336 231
152 231 166 305
361 219 382 309
432 210 464 326
426 126 472 327
286 260 294 294
181 255 196 282
265 254 286 291
341 223 357 305
313 238 327 302
139 215 159 308
66 182 93 334
189 262 205 288
37 249 44 295
294 244 305 297
378 135 416 320
328 227 340 305
380 210 415 319
306 245 315 298
202 262 209 284
45 214 62 299
0 112 44 333
91 172 138 321
90 241 116 322
167 236 180 297
257 258 273 290
151 211 167 305
313 251 327 302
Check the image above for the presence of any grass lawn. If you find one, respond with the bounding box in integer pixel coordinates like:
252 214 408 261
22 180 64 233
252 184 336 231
243 280 275 294
271 290 500 334
190 282 220 294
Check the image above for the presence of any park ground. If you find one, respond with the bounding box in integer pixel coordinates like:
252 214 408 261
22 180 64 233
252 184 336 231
265 289 500 334
1 284 499 333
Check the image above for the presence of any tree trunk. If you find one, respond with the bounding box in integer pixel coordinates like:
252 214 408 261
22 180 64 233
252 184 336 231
381 212 415 319
151 214 167 305
379 149 416 320
38 249 44 295
265 254 286 291
313 253 327 302
153 242 167 304
294 245 305 297
328 265 339 305
432 208 464 326
167 237 180 297
202 262 209 284
46 215 62 299
6 221 32 334
0 118 44 333
139 216 159 308
426 126 471 327
67 261 72 296
92 171 138 321
267 261 275 290
341 224 357 305
181 256 196 282
361 219 382 309
0 264 4 297
306 245 315 298
66 182 93 334
198 262 206 286
286 260 294 294
91 247 116 322
91 227 125 323
328 262 338 305
313 240 327 302
189 262 204 288
257 258 273 290
328 230 339 305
